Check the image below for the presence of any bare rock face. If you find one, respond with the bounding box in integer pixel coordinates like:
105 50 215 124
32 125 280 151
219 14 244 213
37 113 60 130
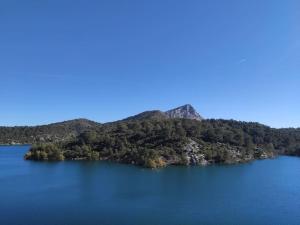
122 104 203 122
165 104 203 121
182 139 208 165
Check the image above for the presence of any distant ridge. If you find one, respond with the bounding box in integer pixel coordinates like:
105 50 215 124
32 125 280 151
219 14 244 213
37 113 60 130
123 110 168 121
124 104 203 121
0 104 203 144
4 103 300 168
165 104 203 121
24 104 300 168
0 119 100 144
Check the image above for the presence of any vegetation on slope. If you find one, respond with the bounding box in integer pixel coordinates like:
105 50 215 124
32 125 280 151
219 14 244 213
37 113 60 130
24 118 300 168
0 119 100 144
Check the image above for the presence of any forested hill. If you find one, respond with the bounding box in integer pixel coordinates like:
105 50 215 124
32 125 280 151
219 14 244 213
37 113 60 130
1 104 203 145
25 117 300 168
2 104 300 168
0 119 100 144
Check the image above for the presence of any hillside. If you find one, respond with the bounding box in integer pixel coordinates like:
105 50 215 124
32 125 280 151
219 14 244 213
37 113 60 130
123 110 168 121
0 119 100 144
1 104 300 168
24 117 300 168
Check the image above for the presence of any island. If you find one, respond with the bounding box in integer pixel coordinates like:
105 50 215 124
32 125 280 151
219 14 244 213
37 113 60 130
1 105 300 168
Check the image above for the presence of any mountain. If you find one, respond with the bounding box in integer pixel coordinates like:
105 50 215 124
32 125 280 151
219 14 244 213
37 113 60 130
25 117 300 168
123 110 168 121
124 104 203 121
25 118 289 168
0 119 100 144
165 104 203 121
2 103 205 144
2 104 300 168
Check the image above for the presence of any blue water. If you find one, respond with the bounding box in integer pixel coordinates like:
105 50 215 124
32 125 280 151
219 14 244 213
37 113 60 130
1 146 300 225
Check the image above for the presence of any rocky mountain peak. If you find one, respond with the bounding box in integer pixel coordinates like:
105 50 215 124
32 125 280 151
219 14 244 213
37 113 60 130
165 104 203 121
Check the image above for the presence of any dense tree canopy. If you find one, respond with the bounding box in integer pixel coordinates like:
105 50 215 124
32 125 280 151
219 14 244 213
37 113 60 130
24 117 300 167
0 119 100 144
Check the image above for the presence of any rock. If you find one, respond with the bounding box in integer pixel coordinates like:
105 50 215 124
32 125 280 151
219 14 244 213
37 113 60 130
165 104 203 121
183 139 209 165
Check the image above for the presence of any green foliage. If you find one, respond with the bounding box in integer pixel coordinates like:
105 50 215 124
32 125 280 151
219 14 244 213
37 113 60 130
20 117 300 166
0 119 100 144
25 143 64 161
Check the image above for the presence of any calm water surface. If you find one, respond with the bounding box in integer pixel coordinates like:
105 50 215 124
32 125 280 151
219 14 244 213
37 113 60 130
1 145 300 225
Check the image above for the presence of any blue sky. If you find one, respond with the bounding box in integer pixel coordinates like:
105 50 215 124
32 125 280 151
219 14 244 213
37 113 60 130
0 0 299 128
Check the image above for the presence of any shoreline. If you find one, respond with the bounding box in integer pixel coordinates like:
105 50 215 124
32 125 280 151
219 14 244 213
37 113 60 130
24 153 277 168
0 144 31 147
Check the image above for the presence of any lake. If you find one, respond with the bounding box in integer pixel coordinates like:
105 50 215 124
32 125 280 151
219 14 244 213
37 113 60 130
0 145 300 225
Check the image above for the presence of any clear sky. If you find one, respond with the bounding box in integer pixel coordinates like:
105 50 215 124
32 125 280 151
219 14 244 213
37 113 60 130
0 0 299 128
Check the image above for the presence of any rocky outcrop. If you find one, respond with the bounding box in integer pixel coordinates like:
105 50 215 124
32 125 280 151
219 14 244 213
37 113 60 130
123 104 203 122
178 140 275 167
165 104 203 121
182 139 209 165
